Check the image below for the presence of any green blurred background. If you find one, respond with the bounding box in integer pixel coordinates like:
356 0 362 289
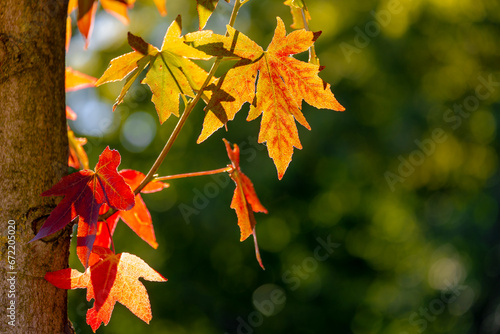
65 0 500 333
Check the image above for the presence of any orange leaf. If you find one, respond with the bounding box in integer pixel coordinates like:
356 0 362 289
45 250 166 332
66 16 72 51
66 67 97 92
153 0 167 16
66 106 77 120
68 0 78 14
101 0 134 25
199 17 344 179
224 139 267 269
76 0 134 48
77 0 98 48
68 128 89 169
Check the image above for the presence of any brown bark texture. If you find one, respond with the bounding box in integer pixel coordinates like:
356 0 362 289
0 0 73 333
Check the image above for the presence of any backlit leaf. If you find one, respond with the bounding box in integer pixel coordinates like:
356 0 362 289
45 249 166 332
68 128 89 170
196 0 229 30
66 67 97 92
198 17 344 179
76 0 135 48
31 147 135 267
224 139 267 269
97 16 218 123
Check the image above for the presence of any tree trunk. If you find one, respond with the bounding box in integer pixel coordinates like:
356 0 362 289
0 0 73 333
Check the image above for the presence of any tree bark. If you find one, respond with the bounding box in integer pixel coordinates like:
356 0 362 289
0 0 73 333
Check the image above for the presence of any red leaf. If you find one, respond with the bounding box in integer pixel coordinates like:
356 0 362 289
31 147 135 267
223 139 267 269
94 170 168 249
45 250 166 332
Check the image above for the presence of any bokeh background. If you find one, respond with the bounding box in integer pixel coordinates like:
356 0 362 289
65 0 500 333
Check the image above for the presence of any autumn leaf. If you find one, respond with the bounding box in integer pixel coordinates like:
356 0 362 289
65 68 94 167
66 16 73 51
65 67 96 120
68 128 89 169
66 67 97 92
198 17 345 179
31 147 135 267
224 139 267 269
153 0 167 16
196 0 229 30
66 106 78 120
45 247 167 332
96 15 216 124
94 169 168 249
69 0 167 48
76 0 136 48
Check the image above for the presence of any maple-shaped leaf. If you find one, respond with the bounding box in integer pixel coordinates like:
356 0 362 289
96 15 216 124
94 169 168 249
68 128 89 169
31 147 135 267
224 139 267 269
66 67 97 92
283 0 312 30
196 0 229 30
198 17 345 179
45 247 167 332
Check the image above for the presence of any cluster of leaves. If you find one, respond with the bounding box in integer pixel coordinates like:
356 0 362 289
35 0 344 331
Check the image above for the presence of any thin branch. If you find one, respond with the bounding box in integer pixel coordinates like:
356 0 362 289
155 166 232 182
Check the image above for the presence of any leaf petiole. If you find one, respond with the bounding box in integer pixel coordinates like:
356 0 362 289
154 166 232 182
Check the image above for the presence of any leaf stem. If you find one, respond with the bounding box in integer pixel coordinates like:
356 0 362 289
155 166 232 182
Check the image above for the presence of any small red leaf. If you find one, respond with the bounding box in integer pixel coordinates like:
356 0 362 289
32 147 134 268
